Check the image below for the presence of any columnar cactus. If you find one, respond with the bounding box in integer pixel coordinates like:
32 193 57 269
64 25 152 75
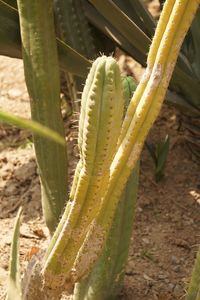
16 0 68 234
54 0 97 112
43 55 125 288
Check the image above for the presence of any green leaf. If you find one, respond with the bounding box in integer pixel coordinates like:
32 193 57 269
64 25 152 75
7 207 22 300
0 110 65 146
0 0 21 58
87 0 150 65
146 135 170 182
145 141 157 165
128 0 155 36
155 135 170 182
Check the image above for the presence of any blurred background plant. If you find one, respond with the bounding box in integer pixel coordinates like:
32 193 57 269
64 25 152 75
145 135 170 182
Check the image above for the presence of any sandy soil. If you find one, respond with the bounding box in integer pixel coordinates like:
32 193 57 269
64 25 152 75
0 2 200 298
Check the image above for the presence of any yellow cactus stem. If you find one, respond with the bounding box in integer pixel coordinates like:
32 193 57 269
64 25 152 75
71 0 200 281
118 0 177 146
43 56 125 289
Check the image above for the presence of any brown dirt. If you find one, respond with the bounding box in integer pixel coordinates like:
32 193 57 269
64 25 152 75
0 8 200 298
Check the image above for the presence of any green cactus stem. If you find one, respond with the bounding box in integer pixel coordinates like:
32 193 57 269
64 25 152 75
54 0 96 59
17 0 68 234
54 0 97 112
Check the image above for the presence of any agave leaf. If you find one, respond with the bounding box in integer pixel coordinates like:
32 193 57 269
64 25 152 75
0 110 65 146
171 66 200 110
87 0 150 65
0 0 90 77
88 0 150 54
128 0 155 36
57 38 90 78
2 0 17 7
186 8 200 79
0 0 21 58
85 2 146 65
7 207 22 300
146 136 170 182
145 142 157 165
111 0 154 37
155 135 170 182
165 90 200 116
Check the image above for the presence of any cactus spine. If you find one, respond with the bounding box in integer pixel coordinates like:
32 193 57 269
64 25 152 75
43 56 125 288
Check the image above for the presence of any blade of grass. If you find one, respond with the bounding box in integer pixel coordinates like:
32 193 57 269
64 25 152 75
0 110 65 146
7 207 22 300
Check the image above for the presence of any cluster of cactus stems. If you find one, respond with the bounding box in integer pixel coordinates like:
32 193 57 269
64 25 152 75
8 0 200 299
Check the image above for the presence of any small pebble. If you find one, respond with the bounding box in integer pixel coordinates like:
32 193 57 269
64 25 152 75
8 88 22 98
168 283 174 291
142 238 150 244
158 273 167 280
173 284 182 296
172 265 180 273
171 255 179 265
